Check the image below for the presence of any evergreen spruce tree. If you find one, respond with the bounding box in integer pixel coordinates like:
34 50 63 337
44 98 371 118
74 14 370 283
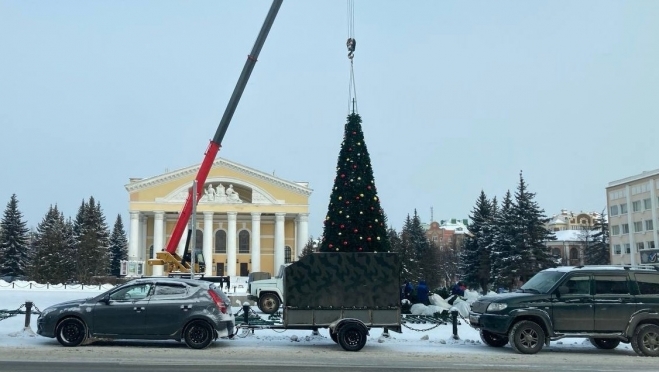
75 197 111 282
0 194 30 277
459 191 494 292
512 172 556 282
299 237 317 258
401 210 439 289
109 214 128 277
319 113 390 253
585 210 610 265
489 190 520 290
474 197 497 294
387 225 409 280
31 205 71 283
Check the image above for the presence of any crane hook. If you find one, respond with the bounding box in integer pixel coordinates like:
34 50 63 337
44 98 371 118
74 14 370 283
347 38 356 59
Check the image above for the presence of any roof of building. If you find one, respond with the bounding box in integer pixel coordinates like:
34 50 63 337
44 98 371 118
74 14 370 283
552 229 596 242
608 168 659 188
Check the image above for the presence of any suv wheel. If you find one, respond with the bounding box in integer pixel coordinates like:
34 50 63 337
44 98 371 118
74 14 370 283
589 338 620 350
509 320 545 354
480 330 508 347
632 324 659 357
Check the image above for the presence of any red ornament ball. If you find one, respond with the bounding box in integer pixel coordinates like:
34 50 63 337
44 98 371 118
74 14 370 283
343 241 348 245
340 224 345 229
367 237 372 242
354 229 358 233
340 174 345 178
329 244 333 248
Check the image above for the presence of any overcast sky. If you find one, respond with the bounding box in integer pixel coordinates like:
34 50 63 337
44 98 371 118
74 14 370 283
1 0 658 238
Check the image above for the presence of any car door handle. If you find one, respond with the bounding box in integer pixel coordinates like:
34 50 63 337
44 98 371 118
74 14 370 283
181 305 192 312
133 307 145 312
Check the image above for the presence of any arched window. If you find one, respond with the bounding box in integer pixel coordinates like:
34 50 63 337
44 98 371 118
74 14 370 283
215 230 226 253
570 247 579 260
285 246 292 263
149 245 154 259
195 229 203 250
238 230 250 253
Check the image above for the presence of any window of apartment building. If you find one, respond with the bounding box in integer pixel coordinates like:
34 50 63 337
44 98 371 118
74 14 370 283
648 241 656 249
637 242 645 251
622 223 630 234
611 225 620 235
633 200 641 212
634 221 643 232
625 243 631 254
614 244 621 254
620 203 628 214
644 198 652 210
646 219 654 231
610 205 619 216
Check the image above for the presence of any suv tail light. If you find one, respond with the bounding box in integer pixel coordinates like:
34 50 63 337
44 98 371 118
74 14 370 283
208 289 228 314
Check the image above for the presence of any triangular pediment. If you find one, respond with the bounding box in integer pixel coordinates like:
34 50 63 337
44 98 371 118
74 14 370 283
125 158 312 205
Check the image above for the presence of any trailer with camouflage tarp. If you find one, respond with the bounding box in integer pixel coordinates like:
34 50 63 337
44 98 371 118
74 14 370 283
237 252 402 351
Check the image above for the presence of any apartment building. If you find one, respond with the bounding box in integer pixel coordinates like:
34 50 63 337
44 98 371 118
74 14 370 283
606 169 659 266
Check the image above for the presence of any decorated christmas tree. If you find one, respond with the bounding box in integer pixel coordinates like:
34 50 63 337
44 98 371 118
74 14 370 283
319 112 390 253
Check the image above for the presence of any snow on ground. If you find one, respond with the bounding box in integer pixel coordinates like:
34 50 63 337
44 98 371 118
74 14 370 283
0 279 623 355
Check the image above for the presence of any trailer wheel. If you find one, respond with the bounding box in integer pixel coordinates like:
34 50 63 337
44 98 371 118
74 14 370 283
338 324 367 352
330 331 338 344
589 338 620 350
258 293 280 314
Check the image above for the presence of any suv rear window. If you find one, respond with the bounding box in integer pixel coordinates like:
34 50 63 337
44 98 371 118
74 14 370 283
635 273 659 295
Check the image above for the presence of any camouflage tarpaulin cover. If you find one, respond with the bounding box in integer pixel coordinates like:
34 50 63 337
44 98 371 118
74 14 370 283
284 252 400 309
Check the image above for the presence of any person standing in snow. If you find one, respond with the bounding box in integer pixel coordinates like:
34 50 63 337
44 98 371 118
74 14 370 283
415 280 430 305
403 281 414 301
448 281 466 305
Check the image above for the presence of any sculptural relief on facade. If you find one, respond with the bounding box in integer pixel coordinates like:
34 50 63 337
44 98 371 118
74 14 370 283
202 183 243 203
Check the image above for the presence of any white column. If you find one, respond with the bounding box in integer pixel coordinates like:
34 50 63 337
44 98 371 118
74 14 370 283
203 212 214 277
296 213 309 259
227 212 237 276
128 211 140 261
650 179 659 254
152 211 165 276
140 215 148 261
626 185 636 266
176 213 186 256
274 213 286 272
251 212 261 272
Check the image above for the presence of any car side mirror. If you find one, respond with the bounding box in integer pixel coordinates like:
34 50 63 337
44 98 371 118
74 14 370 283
557 286 569 296
100 294 110 304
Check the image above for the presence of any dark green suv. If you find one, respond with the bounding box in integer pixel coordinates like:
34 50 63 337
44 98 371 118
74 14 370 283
469 266 659 356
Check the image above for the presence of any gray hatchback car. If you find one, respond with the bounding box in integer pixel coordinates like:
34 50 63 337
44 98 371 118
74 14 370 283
37 277 235 349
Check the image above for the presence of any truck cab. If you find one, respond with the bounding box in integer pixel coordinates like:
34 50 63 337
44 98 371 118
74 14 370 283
248 264 289 314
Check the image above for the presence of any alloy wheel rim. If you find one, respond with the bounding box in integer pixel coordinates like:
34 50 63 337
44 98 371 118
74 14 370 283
520 328 538 349
642 331 659 352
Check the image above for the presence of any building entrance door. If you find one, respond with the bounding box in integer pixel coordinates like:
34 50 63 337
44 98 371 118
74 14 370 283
240 263 249 277
216 263 224 276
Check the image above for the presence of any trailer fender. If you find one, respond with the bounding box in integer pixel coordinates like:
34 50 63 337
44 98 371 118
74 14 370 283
329 318 369 337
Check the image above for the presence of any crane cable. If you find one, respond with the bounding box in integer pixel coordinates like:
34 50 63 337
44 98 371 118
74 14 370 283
347 0 358 114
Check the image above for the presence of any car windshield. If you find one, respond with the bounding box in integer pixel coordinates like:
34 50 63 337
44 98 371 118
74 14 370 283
520 271 565 294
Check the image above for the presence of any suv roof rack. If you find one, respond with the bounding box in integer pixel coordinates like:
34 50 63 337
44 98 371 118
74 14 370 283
620 264 659 271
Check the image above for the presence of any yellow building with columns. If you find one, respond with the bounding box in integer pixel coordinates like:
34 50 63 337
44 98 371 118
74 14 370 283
124 157 312 277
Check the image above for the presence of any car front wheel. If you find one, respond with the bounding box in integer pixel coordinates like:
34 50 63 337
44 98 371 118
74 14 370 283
55 318 87 347
589 338 620 350
480 329 508 347
184 320 214 349
509 320 545 354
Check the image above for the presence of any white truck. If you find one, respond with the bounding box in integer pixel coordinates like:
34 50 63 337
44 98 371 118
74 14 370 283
247 264 289 314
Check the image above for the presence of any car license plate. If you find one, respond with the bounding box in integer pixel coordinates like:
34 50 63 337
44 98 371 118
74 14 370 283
469 314 479 325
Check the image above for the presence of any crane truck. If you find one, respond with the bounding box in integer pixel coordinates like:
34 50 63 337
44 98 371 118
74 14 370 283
147 0 283 277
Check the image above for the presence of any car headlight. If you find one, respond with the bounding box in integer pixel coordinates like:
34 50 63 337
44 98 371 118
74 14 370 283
487 303 508 312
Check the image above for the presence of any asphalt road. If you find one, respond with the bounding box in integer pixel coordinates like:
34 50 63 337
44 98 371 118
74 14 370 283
0 340 658 372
